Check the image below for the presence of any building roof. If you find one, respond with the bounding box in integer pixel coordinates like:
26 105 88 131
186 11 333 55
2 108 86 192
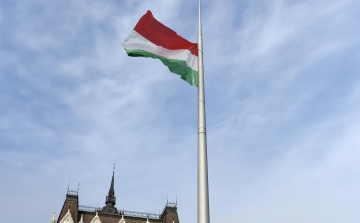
55 170 180 223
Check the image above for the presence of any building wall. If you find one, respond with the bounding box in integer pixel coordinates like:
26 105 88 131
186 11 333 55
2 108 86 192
57 193 78 223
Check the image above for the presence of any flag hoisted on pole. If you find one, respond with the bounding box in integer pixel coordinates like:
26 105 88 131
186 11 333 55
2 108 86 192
122 11 198 87
122 2 210 222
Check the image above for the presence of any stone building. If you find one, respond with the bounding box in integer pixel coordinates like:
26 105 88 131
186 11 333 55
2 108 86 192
50 171 180 223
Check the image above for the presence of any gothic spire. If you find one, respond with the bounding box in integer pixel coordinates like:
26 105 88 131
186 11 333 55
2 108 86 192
100 164 118 214
105 164 116 207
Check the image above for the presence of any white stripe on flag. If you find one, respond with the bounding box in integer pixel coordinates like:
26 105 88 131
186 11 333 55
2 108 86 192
122 30 198 71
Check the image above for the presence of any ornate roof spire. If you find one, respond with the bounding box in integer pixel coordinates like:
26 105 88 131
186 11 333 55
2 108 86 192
101 164 118 214
106 163 116 206
49 212 56 223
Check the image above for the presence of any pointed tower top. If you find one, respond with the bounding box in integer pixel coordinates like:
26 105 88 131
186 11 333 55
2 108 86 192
101 165 118 214
106 167 116 206
79 214 84 223
49 212 56 223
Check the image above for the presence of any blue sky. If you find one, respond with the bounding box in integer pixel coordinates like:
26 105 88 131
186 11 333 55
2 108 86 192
1 0 360 222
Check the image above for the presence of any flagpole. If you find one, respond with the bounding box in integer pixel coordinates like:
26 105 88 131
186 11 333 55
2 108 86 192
198 0 210 223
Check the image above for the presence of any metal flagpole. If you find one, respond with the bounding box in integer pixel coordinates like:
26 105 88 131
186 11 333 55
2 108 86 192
198 0 210 223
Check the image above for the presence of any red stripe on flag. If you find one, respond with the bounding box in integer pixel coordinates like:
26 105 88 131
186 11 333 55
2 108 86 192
134 10 198 56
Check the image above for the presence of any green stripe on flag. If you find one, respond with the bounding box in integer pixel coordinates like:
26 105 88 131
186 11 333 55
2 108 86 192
125 49 198 87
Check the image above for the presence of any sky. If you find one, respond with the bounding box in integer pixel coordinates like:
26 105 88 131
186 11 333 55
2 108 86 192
0 0 360 222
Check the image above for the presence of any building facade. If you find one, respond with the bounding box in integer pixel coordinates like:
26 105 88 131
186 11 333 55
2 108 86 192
50 171 180 223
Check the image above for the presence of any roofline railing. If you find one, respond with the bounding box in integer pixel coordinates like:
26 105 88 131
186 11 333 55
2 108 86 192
160 201 177 217
67 190 78 196
78 205 160 219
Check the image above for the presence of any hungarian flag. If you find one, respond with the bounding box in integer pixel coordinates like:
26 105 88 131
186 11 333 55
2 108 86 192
122 11 198 87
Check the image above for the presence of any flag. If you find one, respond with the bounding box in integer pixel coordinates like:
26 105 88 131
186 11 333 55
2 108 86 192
122 10 198 87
